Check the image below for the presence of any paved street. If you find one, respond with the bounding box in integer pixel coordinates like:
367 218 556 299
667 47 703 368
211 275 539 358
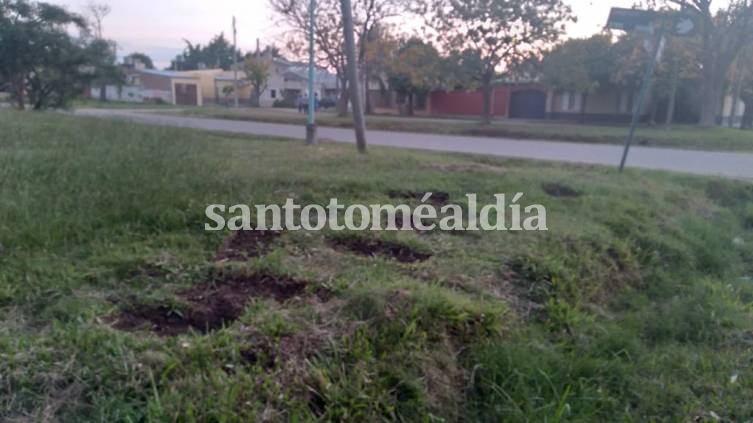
75 108 753 180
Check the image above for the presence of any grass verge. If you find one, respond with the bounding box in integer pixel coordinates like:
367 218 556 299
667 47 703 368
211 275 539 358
158 106 753 152
1 110 753 421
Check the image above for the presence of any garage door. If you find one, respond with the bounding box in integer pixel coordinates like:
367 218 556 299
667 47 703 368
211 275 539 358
175 83 198 106
509 89 547 119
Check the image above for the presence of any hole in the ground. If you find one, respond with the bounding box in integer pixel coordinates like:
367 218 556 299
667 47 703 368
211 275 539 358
111 273 314 335
214 230 282 262
388 190 450 207
542 183 581 198
329 235 432 263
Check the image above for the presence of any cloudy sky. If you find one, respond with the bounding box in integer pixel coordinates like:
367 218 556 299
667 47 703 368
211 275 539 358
50 0 675 68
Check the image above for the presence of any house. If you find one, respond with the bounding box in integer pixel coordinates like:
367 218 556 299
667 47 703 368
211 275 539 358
91 68 204 106
210 58 340 107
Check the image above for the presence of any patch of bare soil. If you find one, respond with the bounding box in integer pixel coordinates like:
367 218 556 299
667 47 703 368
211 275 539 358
112 273 314 335
329 235 432 263
542 182 581 198
388 190 451 207
215 230 282 262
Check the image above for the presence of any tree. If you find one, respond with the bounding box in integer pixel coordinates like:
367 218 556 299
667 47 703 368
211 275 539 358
666 0 753 127
169 33 242 71
243 56 271 107
125 52 155 69
246 45 285 60
421 0 574 124
738 48 753 129
84 1 110 39
540 34 616 123
388 38 443 116
270 0 403 116
341 0 367 153
222 85 235 105
0 0 115 109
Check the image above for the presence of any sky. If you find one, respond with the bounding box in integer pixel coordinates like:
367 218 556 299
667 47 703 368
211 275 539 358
50 0 680 69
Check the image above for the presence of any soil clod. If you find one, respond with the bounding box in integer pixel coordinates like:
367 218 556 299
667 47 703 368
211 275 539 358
215 230 282 262
542 183 581 198
329 235 431 263
388 190 451 207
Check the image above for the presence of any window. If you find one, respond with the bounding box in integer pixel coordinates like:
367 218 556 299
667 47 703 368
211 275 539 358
270 89 277 99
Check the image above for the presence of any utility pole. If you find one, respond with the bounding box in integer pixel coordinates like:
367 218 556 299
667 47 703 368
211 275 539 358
340 0 367 153
232 16 239 109
306 0 317 145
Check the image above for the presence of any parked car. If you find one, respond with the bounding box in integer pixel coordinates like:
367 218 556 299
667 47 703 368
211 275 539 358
319 97 337 109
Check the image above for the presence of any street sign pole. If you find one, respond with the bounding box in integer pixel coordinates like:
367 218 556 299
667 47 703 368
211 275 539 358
619 26 665 172
608 7 694 172
305 0 317 145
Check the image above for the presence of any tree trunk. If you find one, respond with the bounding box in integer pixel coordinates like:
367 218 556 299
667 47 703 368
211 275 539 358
742 95 753 130
12 75 25 110
649 97 659 126
99 83 107 102
665 59 680 129
481 72 493 125
407 92 414 116
698 43 727 128
337 87 349 117
254 89 261 107
340 0 367 153
729 71 744 128
579 93 588 124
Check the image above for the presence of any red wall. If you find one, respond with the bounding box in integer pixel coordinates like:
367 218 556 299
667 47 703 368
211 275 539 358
430 86 510 117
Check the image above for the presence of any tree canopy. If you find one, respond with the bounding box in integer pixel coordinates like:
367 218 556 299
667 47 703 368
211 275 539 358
420 0 575 123
243 56 271 107
387 38 443 115
125 52 155 70
169 33 242 71
0 0 120 109
665 0 753 126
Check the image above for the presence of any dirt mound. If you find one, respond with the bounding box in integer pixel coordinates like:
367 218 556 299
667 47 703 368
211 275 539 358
112 273 312 335
388 190 451 207
215 230 282 262
542 182 581 198
329 235 431 263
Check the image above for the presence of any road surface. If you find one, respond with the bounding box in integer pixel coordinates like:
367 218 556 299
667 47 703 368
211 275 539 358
74 109 753 180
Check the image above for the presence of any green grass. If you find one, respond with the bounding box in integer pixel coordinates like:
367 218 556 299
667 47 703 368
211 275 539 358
2 110 753 421
163 106 753 152
73 98 180 110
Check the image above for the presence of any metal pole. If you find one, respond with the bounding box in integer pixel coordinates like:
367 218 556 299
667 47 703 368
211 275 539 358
619 26 665 172
232 16 239 108
306 0 318 145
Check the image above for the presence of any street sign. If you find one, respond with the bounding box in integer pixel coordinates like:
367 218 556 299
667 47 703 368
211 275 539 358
607 8 655 32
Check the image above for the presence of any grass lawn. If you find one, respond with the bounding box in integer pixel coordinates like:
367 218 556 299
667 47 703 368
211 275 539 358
2 110 753 421
165 106 753 153
73 99 179 110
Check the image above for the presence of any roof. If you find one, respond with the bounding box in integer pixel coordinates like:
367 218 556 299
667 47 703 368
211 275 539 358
137 69 199 80
285 66 339 89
